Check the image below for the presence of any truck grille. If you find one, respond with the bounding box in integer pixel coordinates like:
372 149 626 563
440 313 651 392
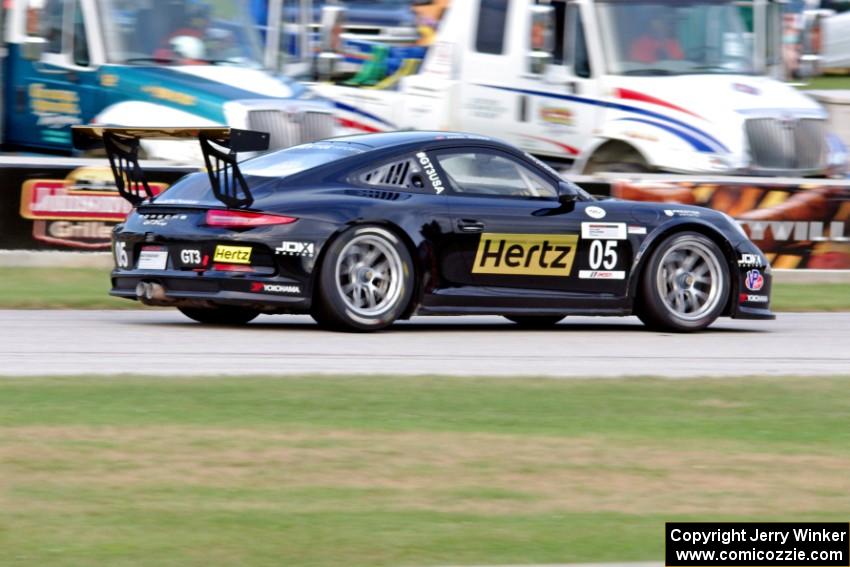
745 117 828 172
246 110 335 149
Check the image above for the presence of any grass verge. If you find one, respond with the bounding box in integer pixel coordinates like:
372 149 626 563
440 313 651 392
799 75 850 90
1 375 849 567
1 267 849 311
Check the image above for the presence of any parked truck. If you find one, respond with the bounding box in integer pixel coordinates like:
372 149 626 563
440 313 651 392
1 0 335 160
311 0 849 177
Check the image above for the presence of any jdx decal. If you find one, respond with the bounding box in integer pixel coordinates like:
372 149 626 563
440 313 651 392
473 233 578 276
415 152 444 194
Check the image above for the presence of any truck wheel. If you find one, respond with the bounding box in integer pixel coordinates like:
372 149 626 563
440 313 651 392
504 315 565 328
178 306 259 325
637 232 729 332
312 225 414 332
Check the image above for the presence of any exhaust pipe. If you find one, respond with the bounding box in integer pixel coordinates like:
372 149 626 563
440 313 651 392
135 281 172 306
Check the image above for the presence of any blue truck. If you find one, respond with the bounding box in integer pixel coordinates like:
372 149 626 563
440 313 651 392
0 0 334 158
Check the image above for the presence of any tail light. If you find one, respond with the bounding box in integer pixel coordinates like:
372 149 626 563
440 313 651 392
204 209 297 228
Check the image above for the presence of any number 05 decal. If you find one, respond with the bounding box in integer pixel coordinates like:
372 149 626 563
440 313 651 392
589 240 618 270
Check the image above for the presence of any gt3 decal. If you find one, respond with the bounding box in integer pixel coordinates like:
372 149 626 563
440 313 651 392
214 245 252 264
473 233 578 276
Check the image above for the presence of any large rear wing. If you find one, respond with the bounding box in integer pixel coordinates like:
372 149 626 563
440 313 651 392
71 127 270 208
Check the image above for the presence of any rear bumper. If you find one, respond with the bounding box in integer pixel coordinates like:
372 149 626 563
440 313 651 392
111 271 311 312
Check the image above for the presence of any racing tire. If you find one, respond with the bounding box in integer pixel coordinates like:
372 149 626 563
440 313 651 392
504 315 566 328
637 231 729 332
312 225 414 332
178 306 260 325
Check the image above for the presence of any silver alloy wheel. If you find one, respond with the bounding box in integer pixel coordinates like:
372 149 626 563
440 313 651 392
655 238 724 321
334 232 404 318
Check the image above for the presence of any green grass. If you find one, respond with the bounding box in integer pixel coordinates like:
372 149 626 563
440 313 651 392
2 267 848 311
0 267 132 309
771 282 850 311
799 75 850 90
1 375 850 567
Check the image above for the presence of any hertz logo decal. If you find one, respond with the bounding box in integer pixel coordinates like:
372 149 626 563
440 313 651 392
473 233 578 276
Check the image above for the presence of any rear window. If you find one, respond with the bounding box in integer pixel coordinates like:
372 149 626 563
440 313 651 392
240 142 368 177
154 172 283 206
155 141 368 206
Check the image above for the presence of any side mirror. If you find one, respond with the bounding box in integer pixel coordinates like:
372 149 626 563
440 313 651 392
558 181 579 206
21 38 46 61
527 4 555 75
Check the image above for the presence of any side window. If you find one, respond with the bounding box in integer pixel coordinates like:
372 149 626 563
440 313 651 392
564 4 592 77
357 156 427 192
572 8 591 77
552 1 567 65
435 151 557 199
27 0 66 54
476 0 508 54
73 1 90 66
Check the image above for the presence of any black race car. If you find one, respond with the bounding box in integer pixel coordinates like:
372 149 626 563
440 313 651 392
72 126 774 332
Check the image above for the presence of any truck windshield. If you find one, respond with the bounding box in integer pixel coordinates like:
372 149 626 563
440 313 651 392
98 0 265 66
596 0 755 75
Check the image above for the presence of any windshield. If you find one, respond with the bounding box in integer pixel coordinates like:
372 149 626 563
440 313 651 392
98 0 264 66
596 1 755 76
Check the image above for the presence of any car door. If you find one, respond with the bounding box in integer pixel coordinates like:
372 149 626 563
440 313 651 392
432 146 633 301
8 0 100 151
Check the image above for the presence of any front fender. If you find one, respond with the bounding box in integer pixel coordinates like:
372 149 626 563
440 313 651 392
627 218 739 302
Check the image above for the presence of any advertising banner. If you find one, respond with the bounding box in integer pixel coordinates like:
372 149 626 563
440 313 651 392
612 179 850 269
1 160 194 250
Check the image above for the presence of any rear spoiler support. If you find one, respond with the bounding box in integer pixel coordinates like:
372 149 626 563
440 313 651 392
72 127 271 209
102 131 154 206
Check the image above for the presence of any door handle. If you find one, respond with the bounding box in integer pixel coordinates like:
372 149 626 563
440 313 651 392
457 219 485 233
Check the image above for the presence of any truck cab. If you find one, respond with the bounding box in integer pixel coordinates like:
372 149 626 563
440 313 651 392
316 0 848 177
2 0 334 158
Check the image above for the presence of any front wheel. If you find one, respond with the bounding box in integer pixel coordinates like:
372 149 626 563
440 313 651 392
312 225 414 332
178 305 260 325
637 232 729 332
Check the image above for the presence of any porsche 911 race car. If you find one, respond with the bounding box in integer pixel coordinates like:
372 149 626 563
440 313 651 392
72 126 774 332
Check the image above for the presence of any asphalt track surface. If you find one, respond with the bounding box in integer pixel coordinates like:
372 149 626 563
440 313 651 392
2 310 849 377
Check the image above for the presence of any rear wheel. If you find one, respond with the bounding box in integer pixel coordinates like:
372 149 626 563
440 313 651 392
178 305 260 325
312 225 414 332
504 315 565 328
637 232 729 332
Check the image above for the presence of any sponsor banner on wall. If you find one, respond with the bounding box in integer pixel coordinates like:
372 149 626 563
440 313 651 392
612 180 850 270
1 161 192 250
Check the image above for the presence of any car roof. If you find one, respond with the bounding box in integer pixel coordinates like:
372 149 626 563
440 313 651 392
327 131 499 150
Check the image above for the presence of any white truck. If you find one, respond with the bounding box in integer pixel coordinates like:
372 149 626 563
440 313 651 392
312 0 849 177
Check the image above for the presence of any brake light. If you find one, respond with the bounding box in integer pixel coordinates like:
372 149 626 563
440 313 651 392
213 263 255 272
205 209 297 228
